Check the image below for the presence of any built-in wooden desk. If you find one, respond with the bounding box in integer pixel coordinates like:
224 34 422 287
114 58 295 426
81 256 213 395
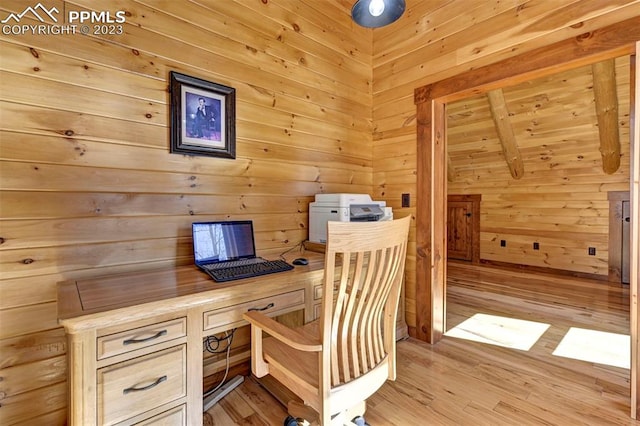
58 252 325 426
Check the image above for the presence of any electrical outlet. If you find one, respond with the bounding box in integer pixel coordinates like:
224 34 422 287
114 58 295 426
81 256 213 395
401 193 410 208
500 240 506 247
533 242 539 250
588 247 596 256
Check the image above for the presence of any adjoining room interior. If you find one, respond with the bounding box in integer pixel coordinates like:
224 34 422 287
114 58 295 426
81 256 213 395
446 57 631 283
444 54 632 366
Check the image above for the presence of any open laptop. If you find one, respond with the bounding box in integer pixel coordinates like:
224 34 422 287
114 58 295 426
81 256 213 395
192 220 293 282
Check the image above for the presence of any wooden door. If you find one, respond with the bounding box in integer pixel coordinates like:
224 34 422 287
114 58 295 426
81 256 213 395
447 194 481 263
447 201 473 261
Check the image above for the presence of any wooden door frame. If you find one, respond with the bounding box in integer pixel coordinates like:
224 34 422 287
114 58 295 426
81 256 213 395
414 18 640 417
447 194 481 264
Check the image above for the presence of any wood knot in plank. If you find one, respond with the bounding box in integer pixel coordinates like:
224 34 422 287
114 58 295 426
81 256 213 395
576 31 593 42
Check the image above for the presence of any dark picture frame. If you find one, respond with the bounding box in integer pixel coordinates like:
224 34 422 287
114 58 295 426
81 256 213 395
169 71 236 159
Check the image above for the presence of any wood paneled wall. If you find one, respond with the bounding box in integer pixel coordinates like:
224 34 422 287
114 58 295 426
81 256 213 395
0 1 371 423
371 0 640 333
447 57 631 277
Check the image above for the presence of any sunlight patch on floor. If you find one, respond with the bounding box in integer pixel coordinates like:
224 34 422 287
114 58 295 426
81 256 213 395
444 313 550 351
553 327 630 369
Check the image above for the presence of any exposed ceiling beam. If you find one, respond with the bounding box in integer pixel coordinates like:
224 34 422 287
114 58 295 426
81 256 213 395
486 89 524 179
592 59 621 175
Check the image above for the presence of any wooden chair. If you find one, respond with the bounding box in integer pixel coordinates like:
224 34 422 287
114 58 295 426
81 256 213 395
243 215 411 425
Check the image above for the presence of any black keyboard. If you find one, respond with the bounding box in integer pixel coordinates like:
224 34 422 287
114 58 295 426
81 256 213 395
206 259 294 282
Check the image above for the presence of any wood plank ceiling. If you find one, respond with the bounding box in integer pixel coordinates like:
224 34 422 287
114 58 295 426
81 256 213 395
448 58 627 182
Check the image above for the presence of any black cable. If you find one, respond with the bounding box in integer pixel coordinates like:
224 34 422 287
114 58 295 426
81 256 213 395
204 328 236 354
203 328 236 397
278 240 306 261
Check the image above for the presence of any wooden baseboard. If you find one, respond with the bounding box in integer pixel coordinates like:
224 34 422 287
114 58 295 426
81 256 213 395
474 259 610 282
407 326 418 339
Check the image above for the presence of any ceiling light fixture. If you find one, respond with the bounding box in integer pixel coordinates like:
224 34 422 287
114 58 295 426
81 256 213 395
351 0 405 28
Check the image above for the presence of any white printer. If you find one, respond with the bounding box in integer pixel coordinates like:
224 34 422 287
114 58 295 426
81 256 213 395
309 193 393 243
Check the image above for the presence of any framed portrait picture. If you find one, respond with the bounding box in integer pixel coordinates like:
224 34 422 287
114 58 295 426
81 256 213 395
169 71 236 159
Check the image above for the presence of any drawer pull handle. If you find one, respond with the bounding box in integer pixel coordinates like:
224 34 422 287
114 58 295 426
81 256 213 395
123 330 167 346
248 302 274 312
123 375 167 395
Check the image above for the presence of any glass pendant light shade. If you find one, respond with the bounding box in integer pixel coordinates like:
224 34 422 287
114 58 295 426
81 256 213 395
351 0 405 28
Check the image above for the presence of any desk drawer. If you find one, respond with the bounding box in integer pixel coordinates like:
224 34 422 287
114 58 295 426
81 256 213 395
98 345 186 425
97 318 186 360
204 289 304 332
134 404 186 425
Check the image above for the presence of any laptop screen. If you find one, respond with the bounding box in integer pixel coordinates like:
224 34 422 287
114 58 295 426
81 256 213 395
192 221 256 265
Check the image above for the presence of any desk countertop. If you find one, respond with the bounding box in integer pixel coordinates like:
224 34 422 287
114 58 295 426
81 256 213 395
57 251 325 332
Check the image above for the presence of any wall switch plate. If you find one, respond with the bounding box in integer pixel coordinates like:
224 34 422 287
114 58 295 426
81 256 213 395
533 242 539 250
588 247 596 256
401 193 410 207
500 240 506 247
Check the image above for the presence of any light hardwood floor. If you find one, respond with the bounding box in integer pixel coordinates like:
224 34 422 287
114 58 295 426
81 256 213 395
205 263 636 425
